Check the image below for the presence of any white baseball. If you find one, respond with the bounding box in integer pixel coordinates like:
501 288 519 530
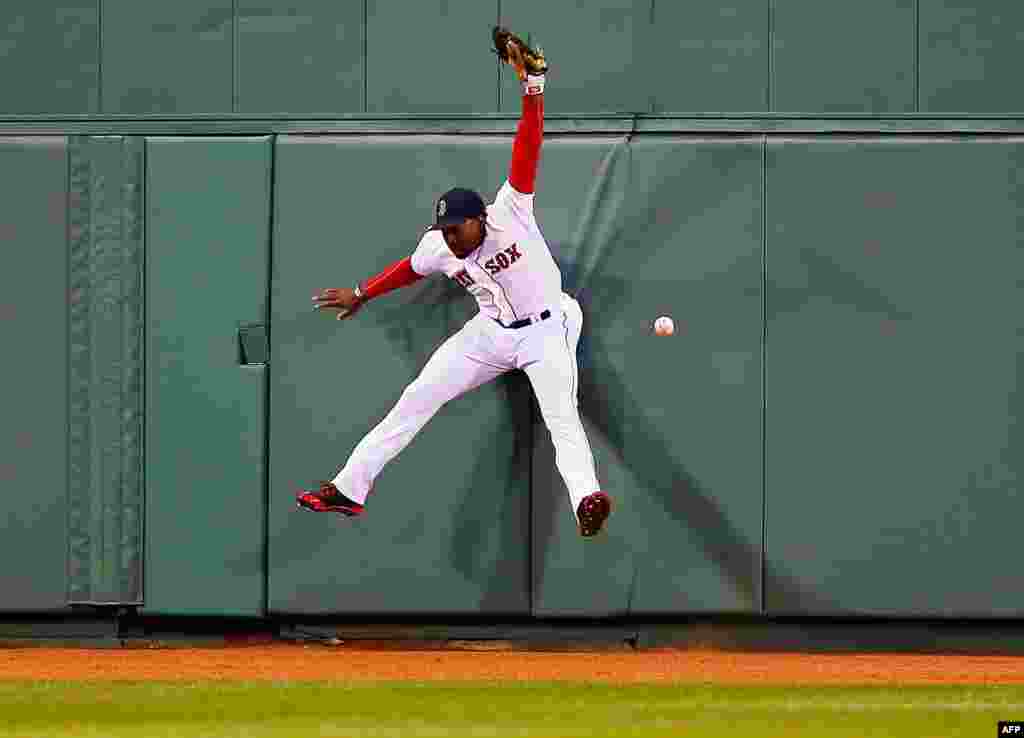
654 316 674 336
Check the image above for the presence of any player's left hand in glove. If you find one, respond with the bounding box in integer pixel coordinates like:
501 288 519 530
312 287 364 321
493 26 548 83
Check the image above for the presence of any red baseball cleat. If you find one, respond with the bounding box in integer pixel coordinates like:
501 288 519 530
296 481 364 517
576 491 612 538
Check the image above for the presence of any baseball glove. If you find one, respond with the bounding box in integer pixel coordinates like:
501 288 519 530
492 26 549 76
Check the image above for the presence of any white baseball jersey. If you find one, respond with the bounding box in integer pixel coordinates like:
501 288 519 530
411 180 563 325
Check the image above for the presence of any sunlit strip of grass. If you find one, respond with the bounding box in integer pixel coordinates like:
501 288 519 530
1 681 1021 738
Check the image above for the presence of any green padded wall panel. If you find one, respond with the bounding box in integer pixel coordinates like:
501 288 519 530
649 1 768 113
67 136 145 605
0 2 98 114
268 135 531 615
143 137 270 616
772 0 915 113
531 136 764 616
0 138 69 611
766 138 1024 616
238 0 365 114
499 0 649 114
102 0 232 113
919 1 1024 113
367 0 496 113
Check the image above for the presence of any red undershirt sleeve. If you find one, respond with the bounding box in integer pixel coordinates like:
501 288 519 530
508 93 544 195
359 255 424 301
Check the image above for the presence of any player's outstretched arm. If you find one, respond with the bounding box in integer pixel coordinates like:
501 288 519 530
503 38 545 195
313 255 424 321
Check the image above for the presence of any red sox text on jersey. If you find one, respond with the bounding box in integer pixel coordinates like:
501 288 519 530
452 244 522 287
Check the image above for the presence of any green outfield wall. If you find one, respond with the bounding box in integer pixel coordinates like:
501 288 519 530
1 1 1022 619
4 0 1024 116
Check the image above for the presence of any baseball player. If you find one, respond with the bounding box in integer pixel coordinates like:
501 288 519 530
297 30 613 538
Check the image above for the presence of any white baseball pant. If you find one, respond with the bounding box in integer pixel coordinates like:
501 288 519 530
332 291 601 517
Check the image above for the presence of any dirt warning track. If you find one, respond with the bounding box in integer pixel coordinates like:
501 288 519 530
1 644 1022 684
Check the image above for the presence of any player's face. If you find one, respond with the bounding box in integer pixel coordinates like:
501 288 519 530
442 216 485 259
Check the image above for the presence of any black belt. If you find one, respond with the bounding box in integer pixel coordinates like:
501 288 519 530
495 309 551 329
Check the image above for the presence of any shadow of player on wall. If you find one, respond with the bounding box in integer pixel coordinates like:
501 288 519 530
259 137 914 616
512 136 846 615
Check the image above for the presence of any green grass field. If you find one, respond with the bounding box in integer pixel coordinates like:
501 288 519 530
2 681 1021 737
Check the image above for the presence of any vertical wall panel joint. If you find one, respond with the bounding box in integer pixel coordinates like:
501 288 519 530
649 0 656 113
97 0 103 113
363 0 369 113
232 0 239 113
760 136 767 614
263 137 276 615
496 0 502 112
914 0 920 112
767 0 774 112
65 136 74 600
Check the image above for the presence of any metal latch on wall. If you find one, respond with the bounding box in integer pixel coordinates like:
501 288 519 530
238 324 268 365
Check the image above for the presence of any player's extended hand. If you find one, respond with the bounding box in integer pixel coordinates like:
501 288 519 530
312 287 364 321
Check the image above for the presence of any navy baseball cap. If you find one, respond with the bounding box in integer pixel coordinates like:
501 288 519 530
434 187 486 228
